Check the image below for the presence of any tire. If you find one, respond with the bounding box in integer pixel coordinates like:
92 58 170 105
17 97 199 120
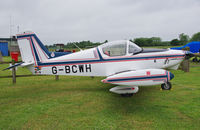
121 93 133 97
161 82 172 90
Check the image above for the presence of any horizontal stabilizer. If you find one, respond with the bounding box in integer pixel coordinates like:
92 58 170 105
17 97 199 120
3 62 24 71
20 62 34 67
3 62 34 71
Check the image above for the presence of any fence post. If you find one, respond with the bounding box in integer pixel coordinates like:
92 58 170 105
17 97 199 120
0 51 3 63
55 75 59 80
181 47 190 72
12 60 16 84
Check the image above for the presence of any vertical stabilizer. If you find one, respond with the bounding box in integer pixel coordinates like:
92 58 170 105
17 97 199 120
17 31 50 66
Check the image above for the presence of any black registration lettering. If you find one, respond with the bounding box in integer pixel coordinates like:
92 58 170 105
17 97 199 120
72 65 77 73
52 66 57 74
65 66 70 73
85 64 91 72
78 65 84 73
64 64 92 74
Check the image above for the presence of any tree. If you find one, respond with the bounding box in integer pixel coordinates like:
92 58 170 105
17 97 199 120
179 33 189 45
150 37 162 46
170 39 181 46
134 37 162 46
134 38 148 46
190 32 200 41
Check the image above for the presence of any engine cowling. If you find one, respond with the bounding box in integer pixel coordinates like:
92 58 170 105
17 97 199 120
102 69 174 86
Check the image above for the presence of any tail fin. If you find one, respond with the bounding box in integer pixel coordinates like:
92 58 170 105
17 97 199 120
16 31 51 66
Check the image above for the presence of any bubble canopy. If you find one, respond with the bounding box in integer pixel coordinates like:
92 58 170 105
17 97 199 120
99 40 142 57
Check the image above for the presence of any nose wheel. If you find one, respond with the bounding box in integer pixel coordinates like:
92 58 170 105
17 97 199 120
161 82 172 90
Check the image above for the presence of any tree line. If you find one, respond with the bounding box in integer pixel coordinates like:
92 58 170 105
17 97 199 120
47 32 200 49
133 32 200 46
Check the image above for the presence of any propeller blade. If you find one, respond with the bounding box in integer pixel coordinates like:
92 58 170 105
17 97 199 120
185 51 195 59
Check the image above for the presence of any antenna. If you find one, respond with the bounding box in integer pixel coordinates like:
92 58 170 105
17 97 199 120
10 15 13 48
17 26 19 33
10 15 12 36
72 43 83 51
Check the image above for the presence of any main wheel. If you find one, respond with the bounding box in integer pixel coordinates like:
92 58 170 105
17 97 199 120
121 93 133 97
161 82 172 90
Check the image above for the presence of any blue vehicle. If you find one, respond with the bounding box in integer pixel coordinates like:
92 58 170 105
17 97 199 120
171 41 200 62
171 41 200 53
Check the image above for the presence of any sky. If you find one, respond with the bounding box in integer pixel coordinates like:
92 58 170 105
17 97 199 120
0 0 200 45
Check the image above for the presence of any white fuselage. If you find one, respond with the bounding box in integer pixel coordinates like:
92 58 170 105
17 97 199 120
31 47 185 77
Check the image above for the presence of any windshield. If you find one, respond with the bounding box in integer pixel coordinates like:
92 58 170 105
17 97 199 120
102 41 127 56
100 40 142 57
128 41 142 54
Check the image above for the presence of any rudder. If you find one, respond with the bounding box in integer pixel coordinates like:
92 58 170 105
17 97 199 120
17 31 50 66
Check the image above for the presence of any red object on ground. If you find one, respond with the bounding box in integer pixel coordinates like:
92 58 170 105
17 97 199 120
11 52 19 62
72 50 76 53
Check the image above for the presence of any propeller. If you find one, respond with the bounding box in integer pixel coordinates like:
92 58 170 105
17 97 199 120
184 51 195 59
181 51 200 72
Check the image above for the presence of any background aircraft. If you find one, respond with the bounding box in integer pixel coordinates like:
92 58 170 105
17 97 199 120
6 32 190 97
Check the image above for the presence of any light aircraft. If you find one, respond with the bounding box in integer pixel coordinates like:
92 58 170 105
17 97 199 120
6 31 191 97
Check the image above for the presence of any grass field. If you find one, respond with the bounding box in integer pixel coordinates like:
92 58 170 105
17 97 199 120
0 57 200 129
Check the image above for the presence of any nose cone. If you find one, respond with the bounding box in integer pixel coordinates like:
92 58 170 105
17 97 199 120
169 72 174 80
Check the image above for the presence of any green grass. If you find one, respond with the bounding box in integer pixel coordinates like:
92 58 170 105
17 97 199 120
1 56 22 62
1 56 12 62
0 59 200 129
0 62 31 77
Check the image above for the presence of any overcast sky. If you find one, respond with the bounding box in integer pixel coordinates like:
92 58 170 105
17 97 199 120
0 0 200 45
